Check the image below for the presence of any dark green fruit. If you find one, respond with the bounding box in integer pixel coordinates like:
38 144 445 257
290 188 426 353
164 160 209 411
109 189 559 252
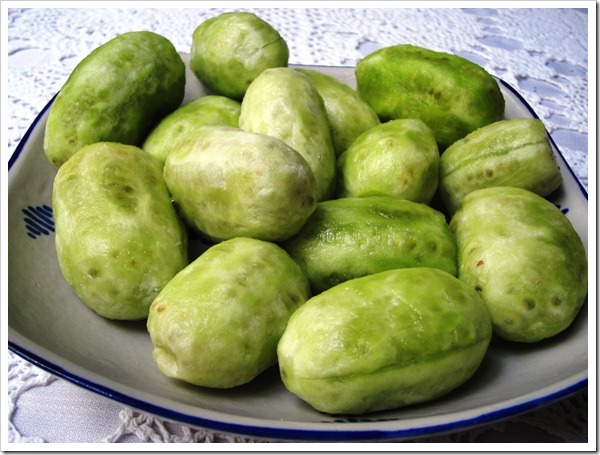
356 44 505 149
283 196 457 293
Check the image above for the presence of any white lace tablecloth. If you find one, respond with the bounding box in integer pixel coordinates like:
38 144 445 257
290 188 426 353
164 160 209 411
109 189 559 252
6 6 591 446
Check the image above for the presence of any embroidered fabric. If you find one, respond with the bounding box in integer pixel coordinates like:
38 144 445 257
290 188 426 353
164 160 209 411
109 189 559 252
6 7 590 445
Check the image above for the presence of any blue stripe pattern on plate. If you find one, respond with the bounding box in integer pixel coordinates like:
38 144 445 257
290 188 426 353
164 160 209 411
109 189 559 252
23 204 54 239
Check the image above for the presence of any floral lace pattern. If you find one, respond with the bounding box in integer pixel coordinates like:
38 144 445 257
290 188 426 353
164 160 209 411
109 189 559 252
7 8 588 188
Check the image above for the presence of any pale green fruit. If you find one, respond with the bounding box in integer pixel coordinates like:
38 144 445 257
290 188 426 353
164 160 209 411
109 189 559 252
52 142 188 320
147 237 311 388
278 267 492 415
450 186 587 342
239 67 337 201
163 126 317 242
439 118 562 214
190 12 289 100
337 119 440 204
44 31 185 168
143 95 241 165
296 68 380 156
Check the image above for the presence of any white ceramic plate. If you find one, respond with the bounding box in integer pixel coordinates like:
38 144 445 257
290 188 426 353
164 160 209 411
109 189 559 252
8 57 588 442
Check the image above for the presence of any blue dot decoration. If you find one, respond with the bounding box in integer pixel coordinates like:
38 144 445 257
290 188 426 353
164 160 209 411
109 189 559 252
554 203 570 215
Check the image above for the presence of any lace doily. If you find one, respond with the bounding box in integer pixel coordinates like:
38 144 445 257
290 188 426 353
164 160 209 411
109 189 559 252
7 351 588 444
7 7 588 188
6 7 590 444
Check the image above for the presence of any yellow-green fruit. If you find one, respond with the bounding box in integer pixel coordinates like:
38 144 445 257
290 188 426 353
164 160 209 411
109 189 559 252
450 187 587 342
143 95 241 165
337 119 440 203
147 237 311 388
163 126 317 242
190 12 289 100
278 267 492 415
44 31 185 168
439 118 562 214
355 44 505 149
296 68 380 156
283 196 457 293
52 142 188 320
239 67 337 201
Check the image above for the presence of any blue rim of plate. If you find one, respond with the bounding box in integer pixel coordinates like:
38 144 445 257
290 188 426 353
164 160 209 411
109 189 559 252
7 75 588 441
7 340 588 441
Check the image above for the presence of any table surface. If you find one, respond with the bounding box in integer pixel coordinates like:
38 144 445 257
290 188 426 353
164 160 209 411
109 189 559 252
5 5 591 446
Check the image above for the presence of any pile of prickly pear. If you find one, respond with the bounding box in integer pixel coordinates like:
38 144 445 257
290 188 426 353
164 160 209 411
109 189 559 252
46 12 587 416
